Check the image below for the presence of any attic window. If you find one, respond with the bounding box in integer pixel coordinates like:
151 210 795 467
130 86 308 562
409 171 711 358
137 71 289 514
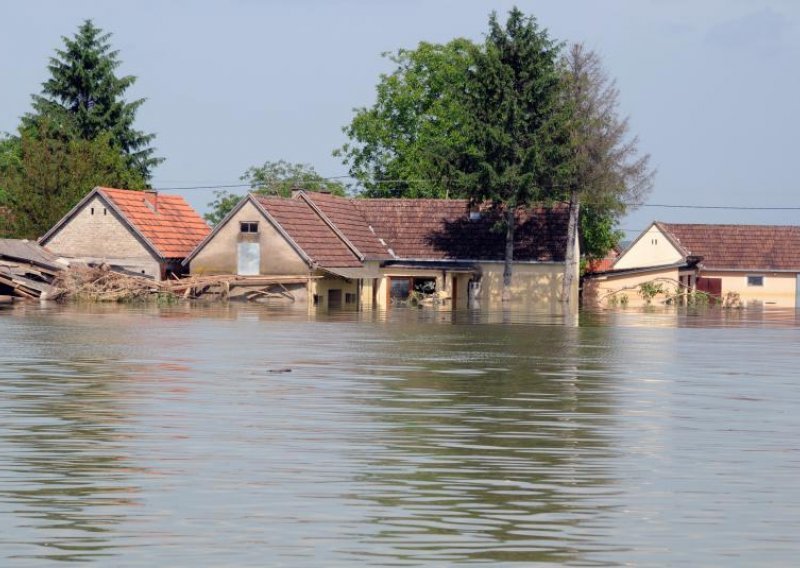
90 207 95 215
747 275 764 287
651 238 658 245
103 208 107 216
240 222 259 233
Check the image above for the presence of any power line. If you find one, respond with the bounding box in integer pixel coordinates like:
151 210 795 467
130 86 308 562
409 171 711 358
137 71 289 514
150 179 800 212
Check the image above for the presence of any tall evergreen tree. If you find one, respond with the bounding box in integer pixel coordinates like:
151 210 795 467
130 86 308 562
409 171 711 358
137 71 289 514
23 20 161 180
458 8 569 301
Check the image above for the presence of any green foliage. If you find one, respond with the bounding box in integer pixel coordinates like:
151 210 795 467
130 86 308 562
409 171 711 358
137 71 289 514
204 160 347 225
23 20 161 180
580 206 624 259
0 122 146 239
457 9 568 208
336 39 477 198
638 281 665 304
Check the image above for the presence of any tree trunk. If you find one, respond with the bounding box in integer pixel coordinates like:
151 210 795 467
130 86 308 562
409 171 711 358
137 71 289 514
562 188 580 307
502 205 515 302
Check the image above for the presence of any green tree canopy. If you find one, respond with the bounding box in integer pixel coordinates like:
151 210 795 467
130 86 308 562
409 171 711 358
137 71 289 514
204 160 347 225
23 20 161 180
457 8 569 299
335 39 476 198
0 121 146 239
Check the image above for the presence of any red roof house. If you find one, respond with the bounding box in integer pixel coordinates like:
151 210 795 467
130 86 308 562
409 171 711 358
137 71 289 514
40 187 210 280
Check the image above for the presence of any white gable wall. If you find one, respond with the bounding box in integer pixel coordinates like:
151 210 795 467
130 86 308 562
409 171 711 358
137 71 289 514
614 225 684 270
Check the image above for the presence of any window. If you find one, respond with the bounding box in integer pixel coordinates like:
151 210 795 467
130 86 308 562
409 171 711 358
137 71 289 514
90 207 95 215
747 275 764 287
345 292 356 304
240 221 259 233
103 208 107 216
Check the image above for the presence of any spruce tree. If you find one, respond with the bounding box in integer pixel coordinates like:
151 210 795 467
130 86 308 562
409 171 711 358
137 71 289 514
24 20 161 180
459 8 569 301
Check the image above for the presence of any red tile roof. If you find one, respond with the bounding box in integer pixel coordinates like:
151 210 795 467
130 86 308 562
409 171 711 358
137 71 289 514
658 222 800 270
355 199 569 261
299 192 569 262
254 196 362 268
99 187 210 259
299 192 390 259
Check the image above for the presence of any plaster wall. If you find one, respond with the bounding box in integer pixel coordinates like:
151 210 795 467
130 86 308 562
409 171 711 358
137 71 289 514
708 271 797 307
583 266 680 308
614 225 683 270
190 200 310 276
44 196 161 279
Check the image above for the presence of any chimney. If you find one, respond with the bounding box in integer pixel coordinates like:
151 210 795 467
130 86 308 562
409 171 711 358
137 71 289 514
144 189 158 212
290 184 304 199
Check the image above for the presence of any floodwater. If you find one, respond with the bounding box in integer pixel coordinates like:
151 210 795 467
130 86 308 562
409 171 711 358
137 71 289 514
1 303 799 566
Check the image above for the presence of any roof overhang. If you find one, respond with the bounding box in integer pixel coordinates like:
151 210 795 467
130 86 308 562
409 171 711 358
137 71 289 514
320 265 380 280
586 261 690 279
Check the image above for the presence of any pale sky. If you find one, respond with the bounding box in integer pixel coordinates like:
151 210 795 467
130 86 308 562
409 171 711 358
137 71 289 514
2 0 798 238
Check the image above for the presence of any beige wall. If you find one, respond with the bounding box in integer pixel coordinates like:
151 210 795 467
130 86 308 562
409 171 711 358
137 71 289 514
477 262 568 309
44 196 161 279
707 271 797 307
614 225 683 270
190 200 310 276
309 277 360 311
583 266 680 308
372 262 570 310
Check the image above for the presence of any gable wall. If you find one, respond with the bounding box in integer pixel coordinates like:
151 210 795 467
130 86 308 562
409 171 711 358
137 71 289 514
614 225 683 270
190 200 310 276
44 196 161 278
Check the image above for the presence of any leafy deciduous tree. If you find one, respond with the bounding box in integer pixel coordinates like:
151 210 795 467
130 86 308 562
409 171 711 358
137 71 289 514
335 39 476 198
0 121 146 239
560 43 654 304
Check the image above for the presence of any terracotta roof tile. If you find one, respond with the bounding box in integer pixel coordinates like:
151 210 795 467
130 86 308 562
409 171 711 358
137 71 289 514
99 188 210 259
355 198 569 261
659 222 800 270
254 196 362 268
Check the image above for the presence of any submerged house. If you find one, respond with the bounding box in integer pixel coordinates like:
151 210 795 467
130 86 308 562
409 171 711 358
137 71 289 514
40 187 210 280
185 190 576 309
584 221 800 308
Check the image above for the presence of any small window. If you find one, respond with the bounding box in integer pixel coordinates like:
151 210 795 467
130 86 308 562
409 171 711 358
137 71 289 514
345 292 356 304
747 275 764 287
240 221 259 233
90 207 95 215
312 294 320 306
103 208 107 216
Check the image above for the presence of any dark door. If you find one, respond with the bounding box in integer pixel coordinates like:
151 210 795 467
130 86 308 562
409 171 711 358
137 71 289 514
696 277 722 304
328 289 342 309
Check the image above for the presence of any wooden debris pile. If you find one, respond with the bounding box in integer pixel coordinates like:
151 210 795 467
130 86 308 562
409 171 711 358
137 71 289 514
0 239 66 301
51 266 177 303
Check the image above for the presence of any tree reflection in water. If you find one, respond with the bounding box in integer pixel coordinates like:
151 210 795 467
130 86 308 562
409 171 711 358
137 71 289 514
344 320 622 564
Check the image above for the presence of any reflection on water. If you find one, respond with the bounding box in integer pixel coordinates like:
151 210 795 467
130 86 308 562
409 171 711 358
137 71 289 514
0 303 799 565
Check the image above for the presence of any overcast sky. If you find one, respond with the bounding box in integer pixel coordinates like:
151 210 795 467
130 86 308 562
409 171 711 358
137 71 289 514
2 0 798 237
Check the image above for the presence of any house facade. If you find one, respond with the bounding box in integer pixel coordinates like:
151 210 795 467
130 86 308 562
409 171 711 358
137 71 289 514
584 222 800 308
40 187 210 280
185 190 577 310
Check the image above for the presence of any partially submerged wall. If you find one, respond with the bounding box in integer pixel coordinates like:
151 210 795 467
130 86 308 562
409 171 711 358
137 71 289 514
190 200 310 276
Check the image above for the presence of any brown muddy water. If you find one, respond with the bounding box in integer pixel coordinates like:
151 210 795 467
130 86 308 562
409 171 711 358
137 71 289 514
1 303 799 566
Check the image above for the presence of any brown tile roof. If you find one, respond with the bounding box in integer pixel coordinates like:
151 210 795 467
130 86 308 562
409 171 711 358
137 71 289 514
254 196 362 268
658 222 800 270
99 188 210 259
299 192 390 259
355 198 569 261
